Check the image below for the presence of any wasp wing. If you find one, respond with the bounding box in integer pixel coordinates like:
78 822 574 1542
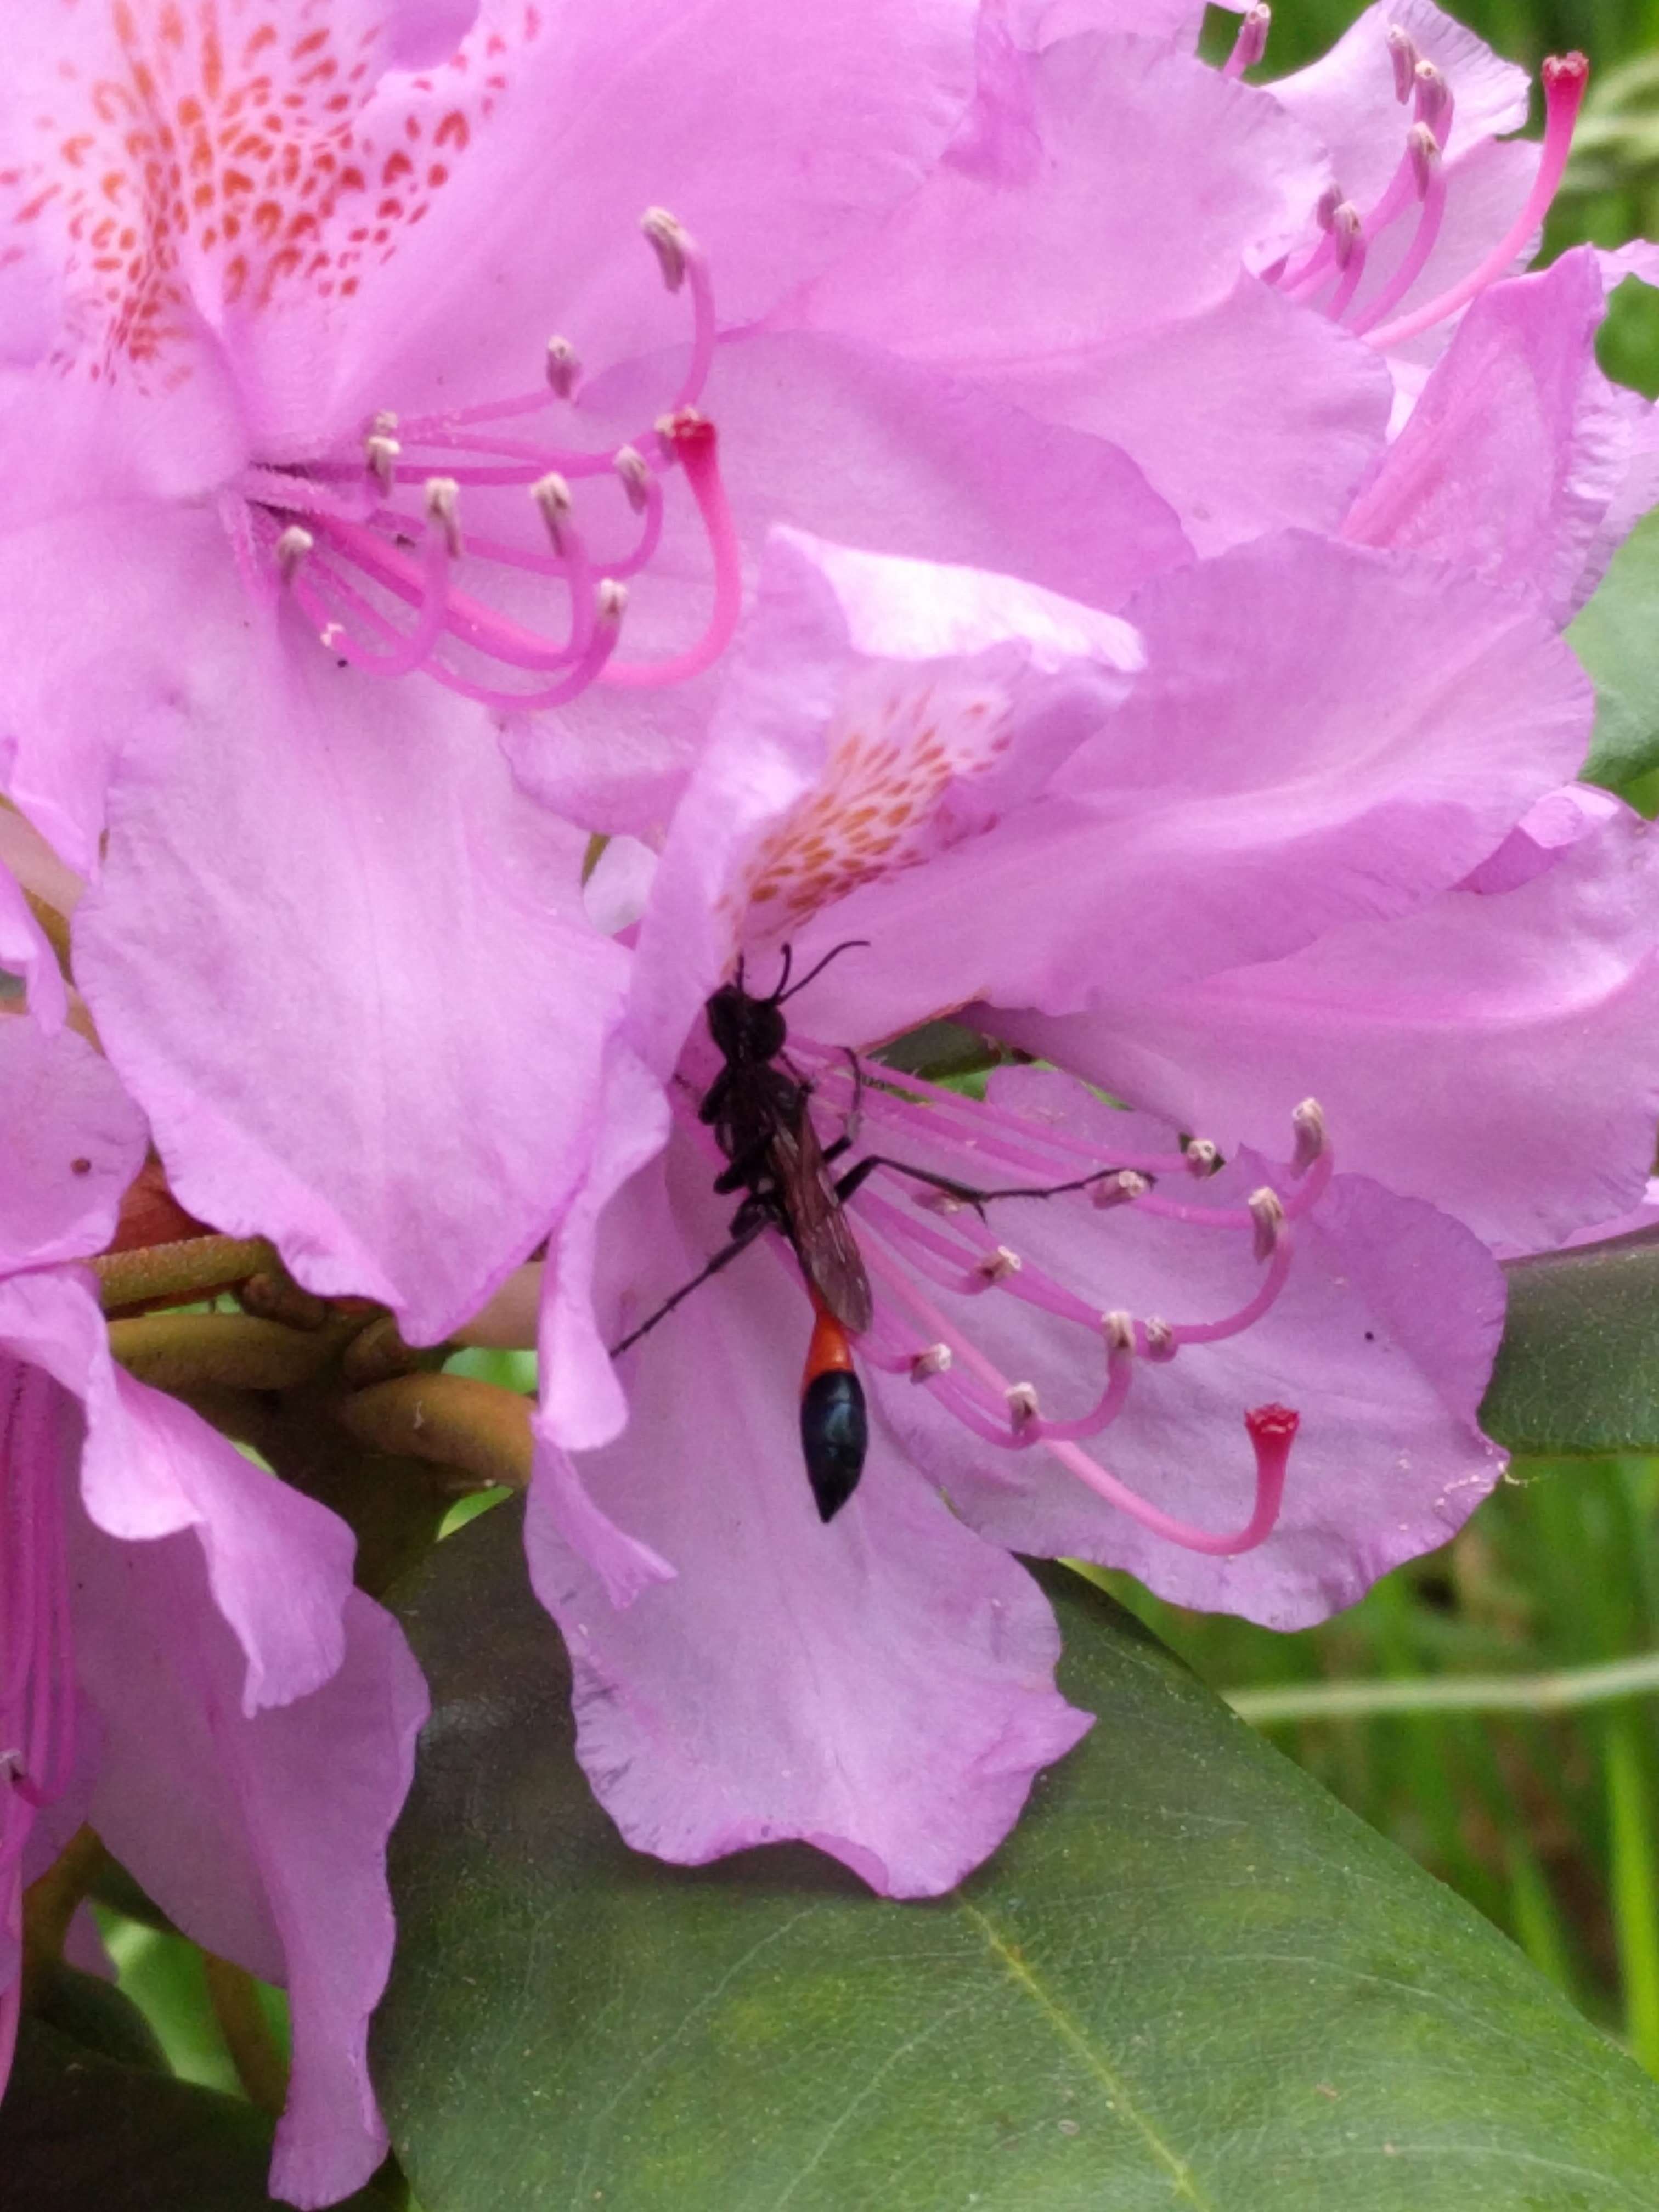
770 1110 873 1335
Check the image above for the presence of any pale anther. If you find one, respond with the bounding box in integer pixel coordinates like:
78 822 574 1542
1103 1310 1136 1355
1143 1317 1176 1359
978 1245 1022 1282
424 476 462 557
1183 1138 1221 1178
1248 1186 1287 1263
321 620 345 650
545 336 580 398
531 471 574 552
1414 57 1451 129
275 524 314 584
1006 1381 1040 1430
597 579 629 623
910 1343 953 1382
365 430 401 493
1290 1098 1328 1176
1314 183 1344 232
1386 24 1420 102
1331 200 1363 268
640 205 691 292
1408 121 1441 195
920 1188 967 1215
613 445 651 514
1093 1167 1149 1209
1232 3 1270 69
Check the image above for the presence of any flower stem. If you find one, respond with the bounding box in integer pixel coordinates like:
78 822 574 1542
92 1235 278 1312
1223 1647 1659 1723
202 1952 290 2117
336 1373 535 1493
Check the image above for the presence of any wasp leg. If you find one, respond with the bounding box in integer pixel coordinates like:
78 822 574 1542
834 1153 1135 1212
609 1201 775 1358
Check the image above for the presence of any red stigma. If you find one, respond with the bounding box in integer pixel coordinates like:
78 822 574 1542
1245 1402 1300 1444
661 406 717 465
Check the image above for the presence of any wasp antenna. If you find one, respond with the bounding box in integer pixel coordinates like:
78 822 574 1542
771 941 795 1002
778 938 872 1003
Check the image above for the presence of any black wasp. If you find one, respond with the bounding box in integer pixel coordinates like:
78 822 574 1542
610 943 1126 1522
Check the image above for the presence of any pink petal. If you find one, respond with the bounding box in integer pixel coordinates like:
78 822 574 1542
71 1497 427 2210
537 1037 673 1457
45 512 629 1344
0 1020 145 1271
0 1269 356 1713
989 799 1659 1252
794 33 1328 364
298 0 980 441
1344 250 1629 619
1001 272 1392 556
786 30 1396 548
630 525 1142 1075
795 531 1592 1048
527 1141 1091 1898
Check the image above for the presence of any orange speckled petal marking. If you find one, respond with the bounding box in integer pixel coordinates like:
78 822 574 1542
2 0 539 385
739 673 1015 936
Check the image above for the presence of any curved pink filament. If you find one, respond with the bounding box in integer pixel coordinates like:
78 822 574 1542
1325 231 1369 320
1156 1229 1294 1348
294 527 452 678
312 516 588 671
1348 165 1447 335
420 604 624 710
671 242 719 414
855 1186 1101 1325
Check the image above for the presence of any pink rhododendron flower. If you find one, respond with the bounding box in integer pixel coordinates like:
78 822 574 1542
450 511 1659 1899
0 0 985 1342
0 1010 427 2209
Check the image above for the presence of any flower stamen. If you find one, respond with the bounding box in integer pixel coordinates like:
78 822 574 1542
1223 4 1271 79
1365 51 1588 349
244 213 733 708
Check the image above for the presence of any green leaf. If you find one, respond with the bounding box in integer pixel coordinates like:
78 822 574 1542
1570 506 1659 793
0 2020 280 2210
1482 1230 1659 1456
32 1963 170 2075
376 1503 1659 2210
